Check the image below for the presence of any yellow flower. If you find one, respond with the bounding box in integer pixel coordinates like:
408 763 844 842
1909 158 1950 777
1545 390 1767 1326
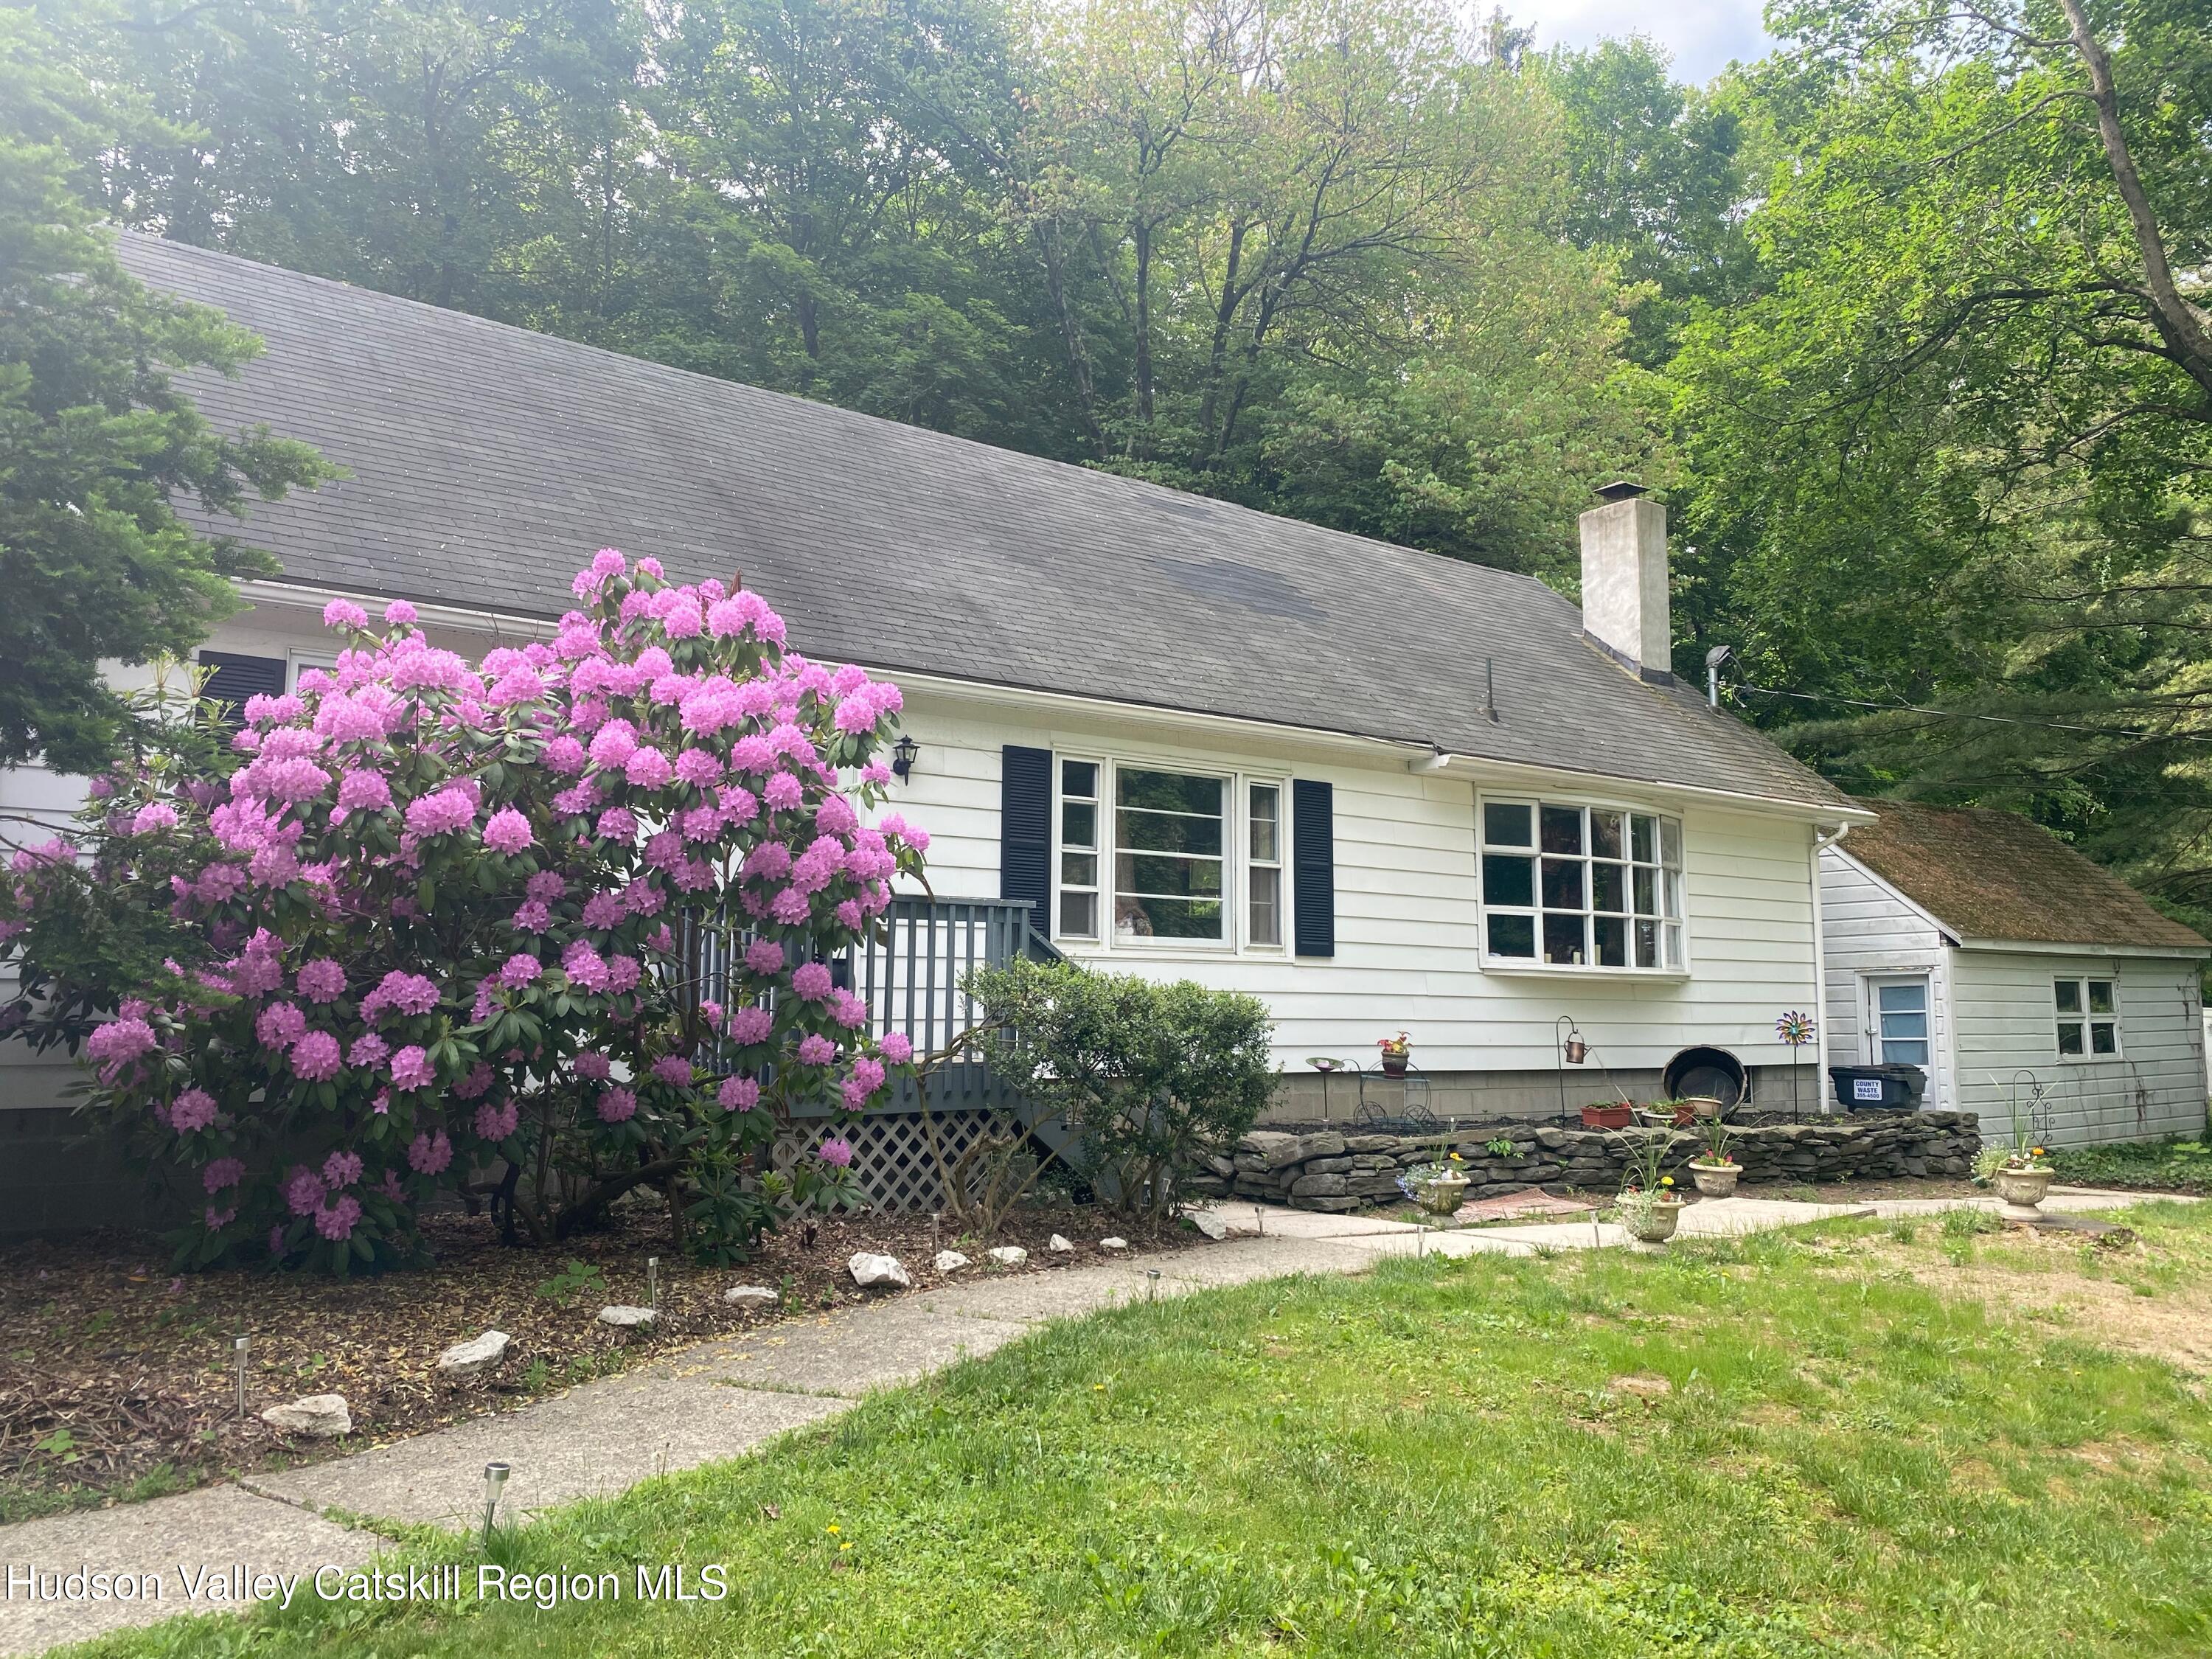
1448 1152 1462 1162
2031 1147 2046 1157
840 1542 852 1552
826 1525 840 1535
1660 1176 1674 1188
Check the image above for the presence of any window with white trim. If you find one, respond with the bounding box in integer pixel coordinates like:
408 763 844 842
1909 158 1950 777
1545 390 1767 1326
1050 758 1287 951
2054 976 2119 1059
1057 759 1101 940
1114 766 1226 941
1248 783 1283 947
1479 799 1684 970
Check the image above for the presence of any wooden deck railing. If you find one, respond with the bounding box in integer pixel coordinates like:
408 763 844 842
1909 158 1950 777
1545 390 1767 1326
681 896 1057 1117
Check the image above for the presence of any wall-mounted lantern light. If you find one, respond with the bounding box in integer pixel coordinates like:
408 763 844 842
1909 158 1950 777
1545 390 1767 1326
891 736 919 780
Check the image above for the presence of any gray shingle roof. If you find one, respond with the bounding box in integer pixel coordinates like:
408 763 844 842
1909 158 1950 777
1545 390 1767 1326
125 232 1849 811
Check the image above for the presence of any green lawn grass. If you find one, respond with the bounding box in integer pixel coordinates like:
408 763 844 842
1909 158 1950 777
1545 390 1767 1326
89 1205 2212 1659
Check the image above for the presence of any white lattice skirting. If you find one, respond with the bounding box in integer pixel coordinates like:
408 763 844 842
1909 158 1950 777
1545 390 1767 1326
773 1108 1031 1214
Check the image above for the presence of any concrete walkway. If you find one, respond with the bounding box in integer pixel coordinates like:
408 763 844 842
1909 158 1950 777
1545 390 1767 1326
0 1186 2158 1655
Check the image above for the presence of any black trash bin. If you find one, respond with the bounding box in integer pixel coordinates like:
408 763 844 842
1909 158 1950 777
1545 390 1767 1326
1827 1063 1927 1110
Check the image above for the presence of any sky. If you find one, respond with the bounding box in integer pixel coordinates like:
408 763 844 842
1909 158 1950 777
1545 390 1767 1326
1512 0 1775 84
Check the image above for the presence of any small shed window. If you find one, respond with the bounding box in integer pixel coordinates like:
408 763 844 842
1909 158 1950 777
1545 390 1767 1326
2054 977 2120 1059
1480 797 1683 971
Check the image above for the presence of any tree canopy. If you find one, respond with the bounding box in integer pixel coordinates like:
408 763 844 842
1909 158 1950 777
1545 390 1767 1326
16 0 2212 924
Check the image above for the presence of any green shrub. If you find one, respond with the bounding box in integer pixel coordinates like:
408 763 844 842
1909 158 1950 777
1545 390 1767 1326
964 959 1275 1231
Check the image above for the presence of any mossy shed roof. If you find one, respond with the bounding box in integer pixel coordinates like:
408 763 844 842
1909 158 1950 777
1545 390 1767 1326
1845 798 2207 952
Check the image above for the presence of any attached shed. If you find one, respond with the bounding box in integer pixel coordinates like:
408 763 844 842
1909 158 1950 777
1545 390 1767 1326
1820 799 2209 1146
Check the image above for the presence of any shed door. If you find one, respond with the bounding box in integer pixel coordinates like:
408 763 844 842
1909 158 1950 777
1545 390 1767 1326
1865 975 1932 1068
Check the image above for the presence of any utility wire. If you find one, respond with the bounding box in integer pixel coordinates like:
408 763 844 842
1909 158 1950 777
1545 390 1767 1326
1728 682 2212 746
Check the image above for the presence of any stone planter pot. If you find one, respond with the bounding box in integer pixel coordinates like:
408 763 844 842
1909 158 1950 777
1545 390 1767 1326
1993 1166 2053 1211
1687 1160 1739 1197
1618 1194 1684 1248
1413 1173 1468 1216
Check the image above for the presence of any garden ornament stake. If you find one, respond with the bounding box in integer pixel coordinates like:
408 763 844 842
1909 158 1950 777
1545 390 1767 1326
1775 1012 1816 1122
481 1461 510 1548
232 1335 249 1419
1555 1016 1586 1124
647 1256 659 1309
1147 1268 1161 1302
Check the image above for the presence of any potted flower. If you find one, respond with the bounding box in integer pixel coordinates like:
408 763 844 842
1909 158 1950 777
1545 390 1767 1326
1686 1116 1739 1197
1979 1144 2054 1210
1613 1127 1687 1248
1376 1031 1412 1078
1397 1154 1470 1217
1633 1099 1697 1129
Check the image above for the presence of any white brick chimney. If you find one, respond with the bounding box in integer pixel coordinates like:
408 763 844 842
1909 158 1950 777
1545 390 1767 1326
1578 481 1672 684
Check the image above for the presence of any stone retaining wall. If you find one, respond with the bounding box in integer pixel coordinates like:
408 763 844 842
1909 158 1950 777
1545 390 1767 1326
1189 1110 1982 1213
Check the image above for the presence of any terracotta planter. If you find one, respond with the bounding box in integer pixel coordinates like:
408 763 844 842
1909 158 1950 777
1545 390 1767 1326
1581 1105 1633 1130
1993 1166 2053 1211
1380 1054 1409 1078
1413 1173 1468 1216
1618 1193 1684 1246
1688 1160 1739 1197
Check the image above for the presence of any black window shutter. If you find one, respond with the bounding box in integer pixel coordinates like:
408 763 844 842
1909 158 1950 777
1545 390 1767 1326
1292 778 1335 958
197 651 290 723
1000 745 1053 934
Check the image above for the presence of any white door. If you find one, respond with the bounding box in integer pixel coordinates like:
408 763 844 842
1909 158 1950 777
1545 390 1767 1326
1865 974 1933 1071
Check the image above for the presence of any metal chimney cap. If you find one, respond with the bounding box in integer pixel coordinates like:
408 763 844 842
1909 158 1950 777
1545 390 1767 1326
1594 479 1647 503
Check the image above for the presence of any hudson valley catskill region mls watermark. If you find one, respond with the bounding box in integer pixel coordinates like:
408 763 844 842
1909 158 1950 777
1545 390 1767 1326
8 1561 733 1611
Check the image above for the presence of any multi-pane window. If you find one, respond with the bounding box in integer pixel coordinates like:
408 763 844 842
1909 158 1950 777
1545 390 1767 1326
1113 767 1226 940
1248 783 1283 947
2055 977 2119 1058
1479 799 1683 970
1057 760 1100 939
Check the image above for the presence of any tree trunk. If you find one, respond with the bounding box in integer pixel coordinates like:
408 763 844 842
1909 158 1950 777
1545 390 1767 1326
2057 0 2212 406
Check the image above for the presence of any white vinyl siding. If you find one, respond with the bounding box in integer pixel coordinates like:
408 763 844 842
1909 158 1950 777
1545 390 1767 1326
1951 952 2203 1146
878 690 1822 1075
1821 846 2208 1144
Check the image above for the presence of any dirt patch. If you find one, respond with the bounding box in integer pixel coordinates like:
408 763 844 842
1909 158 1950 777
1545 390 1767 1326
1865 1227 2212 1375
0 1202 1201 1519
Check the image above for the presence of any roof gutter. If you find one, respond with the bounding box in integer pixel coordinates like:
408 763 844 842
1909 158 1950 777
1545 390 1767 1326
234 577 1865 821
1406 750 1877 827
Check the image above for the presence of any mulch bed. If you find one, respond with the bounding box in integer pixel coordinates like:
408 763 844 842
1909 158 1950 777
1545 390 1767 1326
0 1202 1194 1522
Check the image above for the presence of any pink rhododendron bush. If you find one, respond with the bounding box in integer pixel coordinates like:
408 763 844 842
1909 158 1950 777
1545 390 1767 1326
0 551 927 1271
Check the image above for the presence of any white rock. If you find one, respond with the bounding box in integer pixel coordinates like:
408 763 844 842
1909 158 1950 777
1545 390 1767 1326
597 1304 658 1328
987 1245 1028 1267
1099 1237 1129 1251
933 1250 972 1273
1047 1234 1074 1253
723 1284 779 1307
260 1394 351 1439
1188 1210 1230 1240
435 1329 510 1377
849 1251 911 1289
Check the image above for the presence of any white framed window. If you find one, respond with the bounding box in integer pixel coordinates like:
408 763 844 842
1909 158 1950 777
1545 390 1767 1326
2055 976 2119 1059
1248 782 1283 948
1057 759 1101 940
1113 765 1227 942
1049 756 1286 953
1478 796 1684 971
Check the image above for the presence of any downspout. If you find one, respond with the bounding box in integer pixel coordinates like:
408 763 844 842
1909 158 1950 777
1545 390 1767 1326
1809 822 1851 1112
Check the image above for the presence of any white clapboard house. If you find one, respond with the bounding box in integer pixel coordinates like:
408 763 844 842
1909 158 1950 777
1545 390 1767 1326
1820 799 2207 1146
5 236 1885 1222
